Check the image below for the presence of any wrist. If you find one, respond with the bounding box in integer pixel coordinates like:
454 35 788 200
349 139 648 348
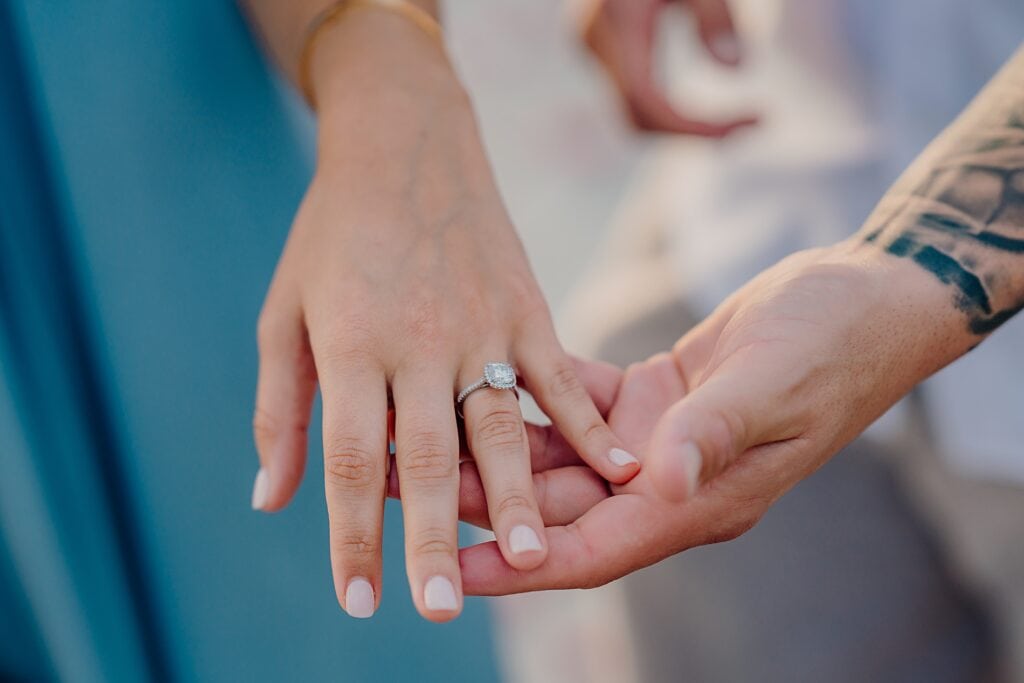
309 8 462 116
308 10 475 166
836 237 979 372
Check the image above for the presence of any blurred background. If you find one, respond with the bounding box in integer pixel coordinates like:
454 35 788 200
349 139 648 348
3 0 1024 681
449 2 643 311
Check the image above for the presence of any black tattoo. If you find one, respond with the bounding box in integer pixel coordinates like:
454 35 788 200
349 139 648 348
862 49 1024 335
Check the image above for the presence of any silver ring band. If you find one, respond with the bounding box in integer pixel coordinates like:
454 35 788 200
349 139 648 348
457 362 518 413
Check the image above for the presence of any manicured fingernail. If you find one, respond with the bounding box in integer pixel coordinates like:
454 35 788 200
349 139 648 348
251 468 269 510
711 34 741 65
609 447 639 467
424 576 458 612
345 578 375 619
680 442 703 497
508 525 543 554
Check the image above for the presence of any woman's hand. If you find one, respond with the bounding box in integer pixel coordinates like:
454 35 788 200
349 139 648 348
578 0 757 136
454 241 974 592
250 11 638 622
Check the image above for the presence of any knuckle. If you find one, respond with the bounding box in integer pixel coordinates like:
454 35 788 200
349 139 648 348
473 408 524 451
316 340 369 370
459 289 491 329
331 530 380 559
564 522 607 590
324 439 379 489
506 276 546 318
546 363 587 402
252 408 279 446
494 490 534 517
581 419 612 445
687 402 747 476
313 317 377 366
256 303 302 357
707 407 746 472
411 529 456 559
401 435 456 483
402 298 443 341
253 408 309 449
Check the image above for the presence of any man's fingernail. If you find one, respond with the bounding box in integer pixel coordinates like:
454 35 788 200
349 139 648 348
251 468 269 510
508 525 543 554
424 576 459 612
680 442 703 497
345 578 375 619
711 34 741 65
609 447 640 467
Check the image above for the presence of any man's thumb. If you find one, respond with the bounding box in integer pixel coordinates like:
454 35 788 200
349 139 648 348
645 377 762 502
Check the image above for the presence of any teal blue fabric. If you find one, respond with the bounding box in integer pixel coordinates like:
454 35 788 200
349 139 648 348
0 1 498 681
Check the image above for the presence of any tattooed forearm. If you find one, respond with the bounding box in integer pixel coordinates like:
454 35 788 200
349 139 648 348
861 47 1024 336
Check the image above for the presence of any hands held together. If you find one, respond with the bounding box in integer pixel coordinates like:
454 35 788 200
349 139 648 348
248 0 763 621
245 0 1021 622
254 204 967 621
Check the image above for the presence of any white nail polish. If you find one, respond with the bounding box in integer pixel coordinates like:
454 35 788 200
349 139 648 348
508 525 543 554
680 442 703 497
711 34 741 64
345 578 375 619
423 575 459 612
251 468 269 510
609 447 639 467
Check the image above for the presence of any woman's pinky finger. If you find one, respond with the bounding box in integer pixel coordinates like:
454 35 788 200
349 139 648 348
252 300 317 512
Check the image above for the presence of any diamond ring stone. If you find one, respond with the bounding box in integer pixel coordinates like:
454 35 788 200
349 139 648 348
457 362 518 410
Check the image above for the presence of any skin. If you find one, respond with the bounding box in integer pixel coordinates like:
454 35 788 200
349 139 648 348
863 55 1024 335
238 0 754 621
578 0 758 136
450 47 1024 595
241 2 643 622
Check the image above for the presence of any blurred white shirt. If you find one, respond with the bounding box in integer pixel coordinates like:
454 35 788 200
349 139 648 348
662 0 1024 483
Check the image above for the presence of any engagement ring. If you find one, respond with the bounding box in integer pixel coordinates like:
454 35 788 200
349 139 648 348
456 362 518 415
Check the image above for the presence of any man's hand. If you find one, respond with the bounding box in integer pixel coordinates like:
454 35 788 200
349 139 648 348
454 46 1024 591
453 242 973 593
578 0 757 136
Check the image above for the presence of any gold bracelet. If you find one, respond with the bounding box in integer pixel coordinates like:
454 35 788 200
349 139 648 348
298 0 444 110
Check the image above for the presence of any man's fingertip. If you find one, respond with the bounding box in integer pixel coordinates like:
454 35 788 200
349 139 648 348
680 441 703 497
649 441 702 503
